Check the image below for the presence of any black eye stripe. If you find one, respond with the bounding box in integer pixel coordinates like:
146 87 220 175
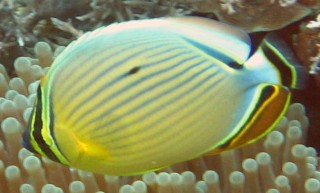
31 86 60 162
32 87 44 143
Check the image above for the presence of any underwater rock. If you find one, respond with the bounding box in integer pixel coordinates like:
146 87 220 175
293 14 320 87
192 0 314 32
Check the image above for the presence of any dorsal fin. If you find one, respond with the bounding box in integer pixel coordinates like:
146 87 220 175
260 33 309 89
248 31 267 57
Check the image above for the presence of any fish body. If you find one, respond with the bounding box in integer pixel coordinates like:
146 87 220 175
22 17 307 175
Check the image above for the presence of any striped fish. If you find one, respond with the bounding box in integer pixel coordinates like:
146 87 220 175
22 17 307 175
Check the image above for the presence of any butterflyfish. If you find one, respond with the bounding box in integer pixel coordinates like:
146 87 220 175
22 17 308 175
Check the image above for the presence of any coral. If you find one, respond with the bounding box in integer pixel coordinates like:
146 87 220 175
0 0 191 74
0 41 319 193
190 0 318 32
307 14 320 88
293 13 320 88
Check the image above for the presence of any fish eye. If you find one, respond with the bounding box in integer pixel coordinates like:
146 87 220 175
128 66 140 75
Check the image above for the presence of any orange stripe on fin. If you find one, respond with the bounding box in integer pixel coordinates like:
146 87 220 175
206 84 291 155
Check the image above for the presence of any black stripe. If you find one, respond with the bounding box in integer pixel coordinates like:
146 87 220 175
31 86 60 162
71 49 194 126
55 34 167 87
64 42 179 121
101 64 222 145
261 41 292 87
58 38 176 106
182 37 243 69
96 58 209 136
78 53 198 131
108 70 225 158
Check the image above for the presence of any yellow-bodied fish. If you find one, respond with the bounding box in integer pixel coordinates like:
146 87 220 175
22 17 307 175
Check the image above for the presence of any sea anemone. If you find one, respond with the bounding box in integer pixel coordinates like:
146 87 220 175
0 41 319 193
